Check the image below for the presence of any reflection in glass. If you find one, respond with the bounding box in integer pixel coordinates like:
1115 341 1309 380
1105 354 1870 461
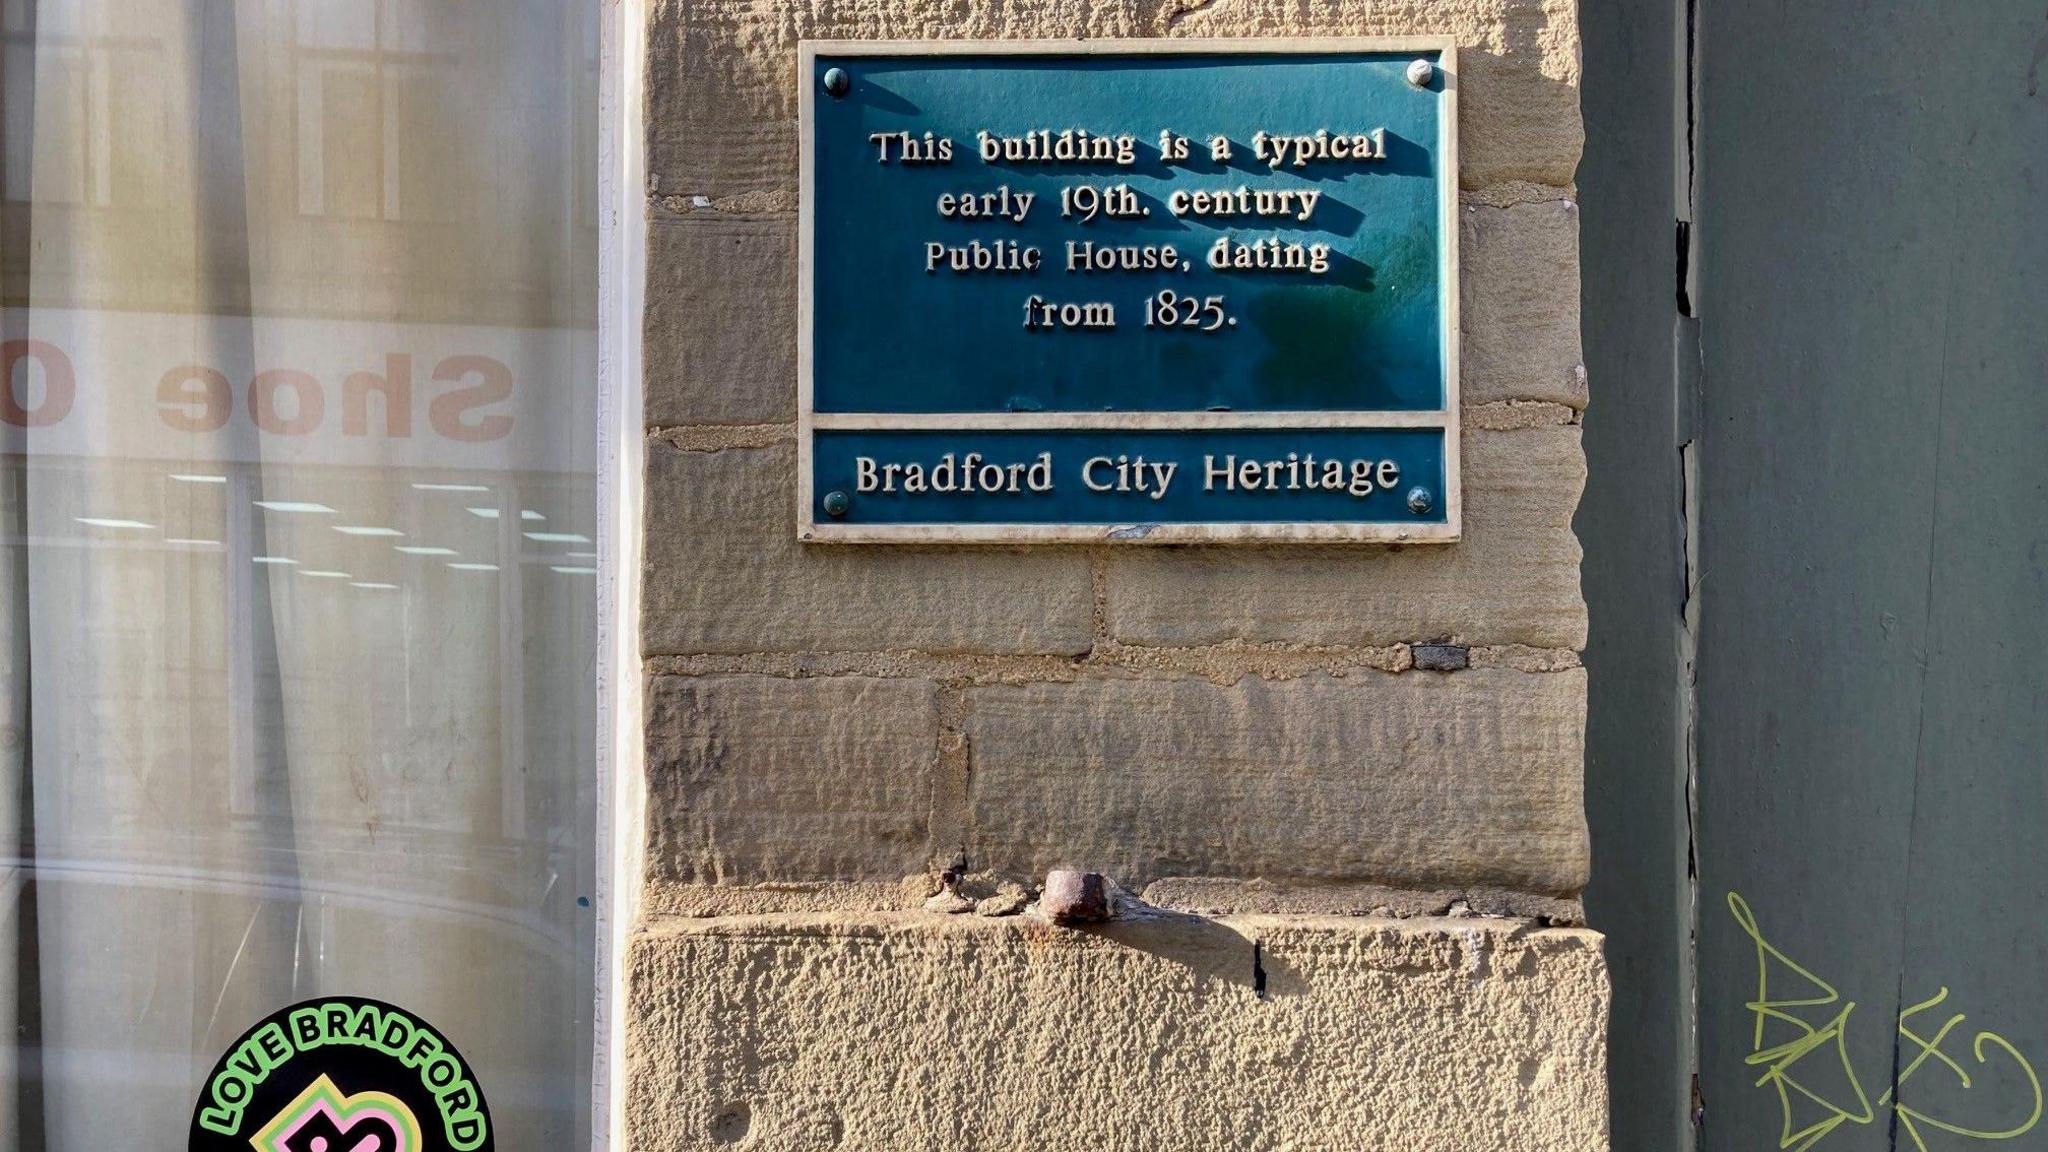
2 2 599 1146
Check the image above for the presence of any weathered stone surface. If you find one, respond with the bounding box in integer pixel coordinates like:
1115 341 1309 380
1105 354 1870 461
1463 198 1586 408
1141 877 1586 923
632 0 1599 1142
1103 426 1586 649
640 879 936 918
644 674 940 883
1171 0 1584 192
1466 398 1578 430
923 889 974 913
645 213 795 426
965 669 1588 895
624 912 1608 1152
974 884 1030 916
642 440 1094 655
646 0 1581 199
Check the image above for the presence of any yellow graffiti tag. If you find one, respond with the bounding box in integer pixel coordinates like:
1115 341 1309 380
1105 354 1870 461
1728 892 2042 1152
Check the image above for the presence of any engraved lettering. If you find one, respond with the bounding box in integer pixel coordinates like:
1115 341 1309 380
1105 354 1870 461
935 184 1035 223
1252 127 1387 167
926 239 1041 274
870 130 954 164
1065 240 1181 273
1023 295 1116 330
1167 186 1322 222
1200 452 1404 498
977 128 1137 166
1207 236 1331 275
850 451 1054 496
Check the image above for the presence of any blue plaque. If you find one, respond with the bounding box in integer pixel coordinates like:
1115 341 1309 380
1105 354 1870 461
799 40 1460 543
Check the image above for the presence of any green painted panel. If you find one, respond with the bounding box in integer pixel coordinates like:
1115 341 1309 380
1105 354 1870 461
1576 0 1694 1148
1693 3 2048 1149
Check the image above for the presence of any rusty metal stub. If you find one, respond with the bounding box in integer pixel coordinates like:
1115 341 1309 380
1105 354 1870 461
1039 870 1112 924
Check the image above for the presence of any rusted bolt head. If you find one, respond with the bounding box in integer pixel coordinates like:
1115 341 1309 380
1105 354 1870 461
1040 870 1111 924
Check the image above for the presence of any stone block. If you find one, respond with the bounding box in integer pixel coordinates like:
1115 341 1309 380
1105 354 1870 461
645 213 796 426
1462 198 1586 408
1172 0 1584 192
963 669 1589 894
1102 426 1587 649
646 0 1581 199
644 674 941 883
624 911 1608 1151
642 440 1095 655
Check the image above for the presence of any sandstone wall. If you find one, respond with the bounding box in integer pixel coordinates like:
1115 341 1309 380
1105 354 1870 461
635 2 1603 1147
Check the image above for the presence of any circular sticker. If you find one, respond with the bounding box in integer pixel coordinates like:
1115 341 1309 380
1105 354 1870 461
189 996 492 1152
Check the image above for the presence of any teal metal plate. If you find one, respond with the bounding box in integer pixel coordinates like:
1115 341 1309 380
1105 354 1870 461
799 40 1459 542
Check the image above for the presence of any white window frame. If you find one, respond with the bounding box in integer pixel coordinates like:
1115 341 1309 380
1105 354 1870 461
593 0 647 1148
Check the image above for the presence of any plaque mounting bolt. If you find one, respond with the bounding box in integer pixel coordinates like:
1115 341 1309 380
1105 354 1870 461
1406 486 1435 515
1405 58 1435 88
822 67 850 98
822 490 850 517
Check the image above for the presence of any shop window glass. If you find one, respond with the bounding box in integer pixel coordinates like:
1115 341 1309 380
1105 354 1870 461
0 1 600 1147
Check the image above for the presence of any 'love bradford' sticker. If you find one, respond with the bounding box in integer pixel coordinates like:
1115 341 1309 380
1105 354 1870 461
189 996 493 1152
